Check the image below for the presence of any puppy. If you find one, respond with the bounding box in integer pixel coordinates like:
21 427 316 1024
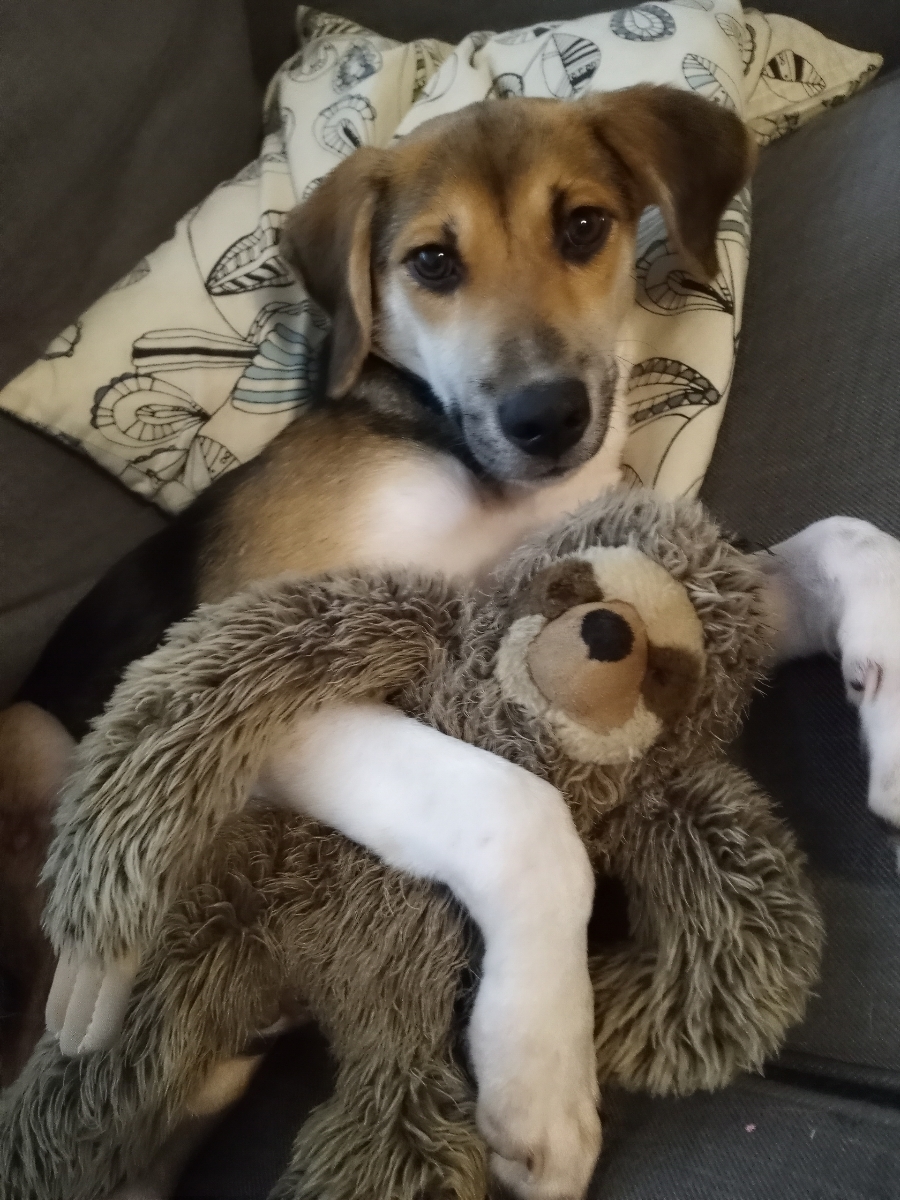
4 86 900 1200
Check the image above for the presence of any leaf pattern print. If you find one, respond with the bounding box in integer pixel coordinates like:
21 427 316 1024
628 358 720 427
715 13 756 74
206 211 292 295
682 54 738 109
541 33 601 97
610 6 676 43
763 50 826 100
41 322 82 359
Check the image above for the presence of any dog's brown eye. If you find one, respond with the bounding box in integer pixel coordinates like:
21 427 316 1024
560 207 611 262
407 244 461 292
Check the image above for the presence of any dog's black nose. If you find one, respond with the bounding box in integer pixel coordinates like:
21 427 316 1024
499 379 590 458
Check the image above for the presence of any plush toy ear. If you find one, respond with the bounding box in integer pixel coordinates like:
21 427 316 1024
579 84 755 280
280 147 388 398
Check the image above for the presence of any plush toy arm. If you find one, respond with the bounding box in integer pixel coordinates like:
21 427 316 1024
42 575 453 1051
589 760 823 1097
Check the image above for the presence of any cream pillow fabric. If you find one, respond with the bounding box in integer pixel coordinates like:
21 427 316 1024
0 3 879 512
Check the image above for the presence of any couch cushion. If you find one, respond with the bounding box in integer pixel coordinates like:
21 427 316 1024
701 68 900 1078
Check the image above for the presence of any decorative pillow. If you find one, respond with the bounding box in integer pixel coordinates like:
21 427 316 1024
0 3 879 512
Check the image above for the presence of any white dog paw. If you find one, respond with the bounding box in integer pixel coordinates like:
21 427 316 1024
768 517 900 852
470 968 601 1200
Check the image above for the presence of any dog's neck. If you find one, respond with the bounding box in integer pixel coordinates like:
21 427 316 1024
345 355 499 486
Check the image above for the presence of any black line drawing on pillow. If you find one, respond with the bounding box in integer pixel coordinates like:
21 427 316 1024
495 22 563 45
635 186 750 319
715 13 756 74
628 360 721 425
110 259 151 291
232 322 318 414
750 111 800 145
667 0 713 9
230 149 290 186
488 72 525 98
636 237 735 316
682 54 738 110
541 32 601 97
314 94 377 154
91 373 206 448
417 52 459 103
41 321 82 359
130 329 256 373
205 211 293 296
133 434 239 492
332 40 383 92
262 102 296 141
466 30 493 67
762 50 826 100
626 357 721 487
610 5 676 43
408 40 449 100
288 39 340 82
302 175 325 200
297 7 370 45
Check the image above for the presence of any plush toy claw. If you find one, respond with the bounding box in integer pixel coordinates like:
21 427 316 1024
498 545 705 764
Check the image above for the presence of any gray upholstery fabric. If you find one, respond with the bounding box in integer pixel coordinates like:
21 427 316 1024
0 0 262 389
701 68 900 1079
590 1077 900 1199
0 0 265 700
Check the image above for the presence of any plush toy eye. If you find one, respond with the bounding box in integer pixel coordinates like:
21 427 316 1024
560 207 611 262
407 244 462 292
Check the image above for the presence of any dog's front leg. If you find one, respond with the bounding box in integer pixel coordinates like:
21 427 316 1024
758 517 900 851
258 702 601 1200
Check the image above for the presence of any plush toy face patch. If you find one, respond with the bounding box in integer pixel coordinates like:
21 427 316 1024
496 547 705 763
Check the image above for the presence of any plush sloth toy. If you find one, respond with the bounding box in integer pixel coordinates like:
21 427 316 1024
0 488 822 1200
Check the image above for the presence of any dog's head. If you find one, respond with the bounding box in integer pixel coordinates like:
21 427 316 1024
282 85 754 484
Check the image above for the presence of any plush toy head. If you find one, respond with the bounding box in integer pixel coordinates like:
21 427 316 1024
498 546 705 764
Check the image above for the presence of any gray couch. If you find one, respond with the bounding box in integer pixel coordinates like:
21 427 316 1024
2 2 899 1196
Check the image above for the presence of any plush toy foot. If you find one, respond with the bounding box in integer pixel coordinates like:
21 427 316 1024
272 1060 488 1200
46 948 139 1054
470 966 601 1200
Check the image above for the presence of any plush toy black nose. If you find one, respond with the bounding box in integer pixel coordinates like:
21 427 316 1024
498 379 590 458
580 608 634 662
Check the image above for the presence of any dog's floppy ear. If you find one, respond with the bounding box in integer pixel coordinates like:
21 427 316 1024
581 84 755 281
281 147 388 397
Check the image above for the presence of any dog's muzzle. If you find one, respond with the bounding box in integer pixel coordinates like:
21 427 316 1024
498 379 590 459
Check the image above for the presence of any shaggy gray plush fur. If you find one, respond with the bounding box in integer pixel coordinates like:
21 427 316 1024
0 488 823 1200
